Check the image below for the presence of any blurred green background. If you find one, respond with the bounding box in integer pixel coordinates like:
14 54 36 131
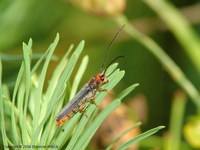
1 0 200 149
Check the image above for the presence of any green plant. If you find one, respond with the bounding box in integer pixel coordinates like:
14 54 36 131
0 34 164 149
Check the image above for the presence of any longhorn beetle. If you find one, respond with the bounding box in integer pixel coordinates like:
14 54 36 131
56 25 125 127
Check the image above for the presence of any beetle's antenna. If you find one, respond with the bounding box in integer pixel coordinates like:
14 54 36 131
103 55 125 75
100 24 125 73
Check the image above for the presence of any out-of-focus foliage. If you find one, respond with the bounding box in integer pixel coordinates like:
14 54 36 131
71 0 126 16
0 0 67 51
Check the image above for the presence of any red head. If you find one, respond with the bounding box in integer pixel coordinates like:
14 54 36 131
94 73 108 84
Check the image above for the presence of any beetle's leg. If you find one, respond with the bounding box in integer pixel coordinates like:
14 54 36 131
97 87 108 92
79 103 89 118
90 99 99 107
79 108 89 118
98 87 111 97
90 93 100 107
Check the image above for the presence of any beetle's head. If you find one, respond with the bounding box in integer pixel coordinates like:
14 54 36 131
94 72 108 84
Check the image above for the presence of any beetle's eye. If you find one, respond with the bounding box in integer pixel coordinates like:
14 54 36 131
100 77 104 81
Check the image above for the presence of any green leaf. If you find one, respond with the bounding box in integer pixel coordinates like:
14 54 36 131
30 40 85 145
105 62 119 76
0 60 9 147
32 33 59 135
116 83 139 100
116 126 165 150
21 39 32 144
31 34 59 74
106 122 142 150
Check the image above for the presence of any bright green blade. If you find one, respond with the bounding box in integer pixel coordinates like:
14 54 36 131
0 60 9 147
30 40 85 145
116 126 165 150
32 33 59 136
106 122 142 150
21 39 32 144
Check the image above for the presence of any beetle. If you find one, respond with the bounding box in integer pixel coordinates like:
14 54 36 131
56 25 125 127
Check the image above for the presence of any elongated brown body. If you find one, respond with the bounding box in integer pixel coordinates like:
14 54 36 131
56 73 108 126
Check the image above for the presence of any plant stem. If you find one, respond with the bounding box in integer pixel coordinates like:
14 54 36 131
114 15 200 111
143 0 200 74
165 91 186 150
